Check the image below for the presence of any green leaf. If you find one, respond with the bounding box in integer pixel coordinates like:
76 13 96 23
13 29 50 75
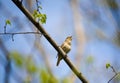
6 20 11 25
23 75 31 83
40 14 47 24
48 76 58 83
86 55 94 64
37 13 42 18
32 10 38 19
62 78 70 83
32 10 47 24
39 69 58 83
40 69 49 83
26 56 37 74
33 10 38 15
106 63 111 69
9 52 23 67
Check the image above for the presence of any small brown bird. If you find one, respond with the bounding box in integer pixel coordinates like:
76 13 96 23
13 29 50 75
56 36 72 66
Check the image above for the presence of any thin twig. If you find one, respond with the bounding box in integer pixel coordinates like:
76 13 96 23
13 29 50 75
108 73 117 83
11 0 88 82
111 66 117 74
0 32 41 35
0 32 41 41
108 66 120 83
36 0 40 13
4 22 7 34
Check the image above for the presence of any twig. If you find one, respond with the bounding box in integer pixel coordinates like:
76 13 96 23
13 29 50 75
108 73 117 83
4 21 7 34
0 32 41 41
111 66 117 74
108 66 120 83
36 0 41 13
11 0 88 82
0 32 41 35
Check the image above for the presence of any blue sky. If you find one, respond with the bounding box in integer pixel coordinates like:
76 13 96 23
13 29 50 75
0 0 120 83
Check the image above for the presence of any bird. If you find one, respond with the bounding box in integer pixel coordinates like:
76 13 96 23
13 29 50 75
56 36 72 66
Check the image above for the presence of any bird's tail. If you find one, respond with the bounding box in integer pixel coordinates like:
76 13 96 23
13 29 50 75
56 54 62 66
56 60 60 66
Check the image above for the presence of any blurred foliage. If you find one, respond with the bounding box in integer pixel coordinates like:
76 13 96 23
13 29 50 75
106 0 118 9
61 77 71 83
10 52 37 74
114 31 120 46
9 51 59 83
24 75 31 83
25 56 38 74
39 69 58 83
9 51 24 67
86 55 94 64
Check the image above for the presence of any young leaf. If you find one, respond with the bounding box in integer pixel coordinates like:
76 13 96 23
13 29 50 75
6 20 11 26
86 55 94 64
24 75 31 83
40 14 47 24
40 69 49 83
62 78 70 83
26 56 37 74
9 52 23 67
106 63 111 69
33 10 47 24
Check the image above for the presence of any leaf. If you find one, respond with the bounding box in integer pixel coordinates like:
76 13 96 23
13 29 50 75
37 13 42 18
39 69 58 83
26 56 37 74
6 20 11 26
86 55 94 64
23 75 31 83
62 78 70 83
48 76 58 83
27 63 37 74
9 52 23 67
32 10 47 24
106 0 118 9
106 63 111 69
40 14 47 24
40 69 49 83
32 10 38 19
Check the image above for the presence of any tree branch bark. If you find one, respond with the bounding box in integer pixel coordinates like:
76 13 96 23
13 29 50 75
11 0 88 82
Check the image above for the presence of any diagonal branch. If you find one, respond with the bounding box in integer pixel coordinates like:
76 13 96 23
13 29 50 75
11 0 88 82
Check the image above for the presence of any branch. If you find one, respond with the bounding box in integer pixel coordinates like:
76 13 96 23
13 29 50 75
0 32 41 35
108 66 120 83
108 73 117 83
11 0 88 82
0 32 41 41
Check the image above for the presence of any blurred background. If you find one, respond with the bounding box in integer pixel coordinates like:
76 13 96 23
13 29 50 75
0 0 120 83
